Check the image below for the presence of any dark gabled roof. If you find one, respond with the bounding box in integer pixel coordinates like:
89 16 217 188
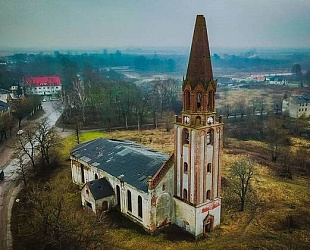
185 15 213 90
0 101 10 113
71 138 169 192
86 178 114 200
291 94 310 104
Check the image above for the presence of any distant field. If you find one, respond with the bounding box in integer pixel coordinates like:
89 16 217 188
12 129 310 249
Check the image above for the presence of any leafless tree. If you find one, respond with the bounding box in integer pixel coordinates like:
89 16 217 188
73 79 88 124
237 98 247 118
16 127 37 169
15 152 28 186
229 157 254 211
33 118 60 167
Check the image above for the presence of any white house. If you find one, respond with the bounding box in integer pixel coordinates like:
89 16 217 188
24 76 62 98
282 94 310 118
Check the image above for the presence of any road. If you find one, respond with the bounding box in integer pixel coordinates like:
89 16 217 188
0 101 61 250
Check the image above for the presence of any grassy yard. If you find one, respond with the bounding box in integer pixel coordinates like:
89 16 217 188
12 129 310 249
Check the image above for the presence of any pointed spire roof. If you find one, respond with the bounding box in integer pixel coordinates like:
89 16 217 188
185 15 213 89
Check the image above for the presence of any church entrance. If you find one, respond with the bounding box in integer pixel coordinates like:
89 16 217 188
203 214 214 234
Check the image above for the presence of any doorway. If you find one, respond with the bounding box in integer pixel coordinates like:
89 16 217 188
203 214 214 233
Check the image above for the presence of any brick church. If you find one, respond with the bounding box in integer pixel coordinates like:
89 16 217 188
70 15 224 238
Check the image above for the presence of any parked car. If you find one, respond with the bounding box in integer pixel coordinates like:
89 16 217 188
0 169 4 181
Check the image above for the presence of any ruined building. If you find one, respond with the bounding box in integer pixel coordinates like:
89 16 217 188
70 15 224 238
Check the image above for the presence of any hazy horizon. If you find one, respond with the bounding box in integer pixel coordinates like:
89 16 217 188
1 0 310 51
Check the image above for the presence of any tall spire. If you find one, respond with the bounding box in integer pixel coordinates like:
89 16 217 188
185 15 213 88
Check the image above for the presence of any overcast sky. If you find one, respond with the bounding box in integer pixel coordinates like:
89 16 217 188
0 0 309 50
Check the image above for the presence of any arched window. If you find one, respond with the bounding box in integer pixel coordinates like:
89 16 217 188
183 129 189 144
208 91 214 111
197 92 202 109
207 163 212 173
196 116 201 125
116 185 121 208
184 90 190 110
127 190 132 212
183 189 188 200
206 190 211 200
138 196 143 218
95 173 98 179
184 162 188 174
81 164 85 183
206 131 212 145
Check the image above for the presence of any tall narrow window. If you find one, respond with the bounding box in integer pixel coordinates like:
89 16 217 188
206 190 211 200
196 116 201 125
138 196 143 218
127 190 132 212
184 90 190 110
184 162 188 174
208 91 214 111
95 173 98 179
184 129 190 144
206 131 212 145
81 165 85 183
207 163 212 173
183 189 188 200
116 185 121 208
197 92 202 109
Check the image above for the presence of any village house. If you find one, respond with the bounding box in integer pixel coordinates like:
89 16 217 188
282 94 310 118
0 100 10 116
24 76 62 99
0 88 10 103
70 15 224 238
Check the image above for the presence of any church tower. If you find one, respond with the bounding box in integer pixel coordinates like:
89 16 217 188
173 15 223 237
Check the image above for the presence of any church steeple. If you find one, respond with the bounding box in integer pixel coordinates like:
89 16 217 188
174 14 223 237
185 15 213 89
182 15 216 114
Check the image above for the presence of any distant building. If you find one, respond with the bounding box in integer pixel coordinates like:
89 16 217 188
266 76 287 85
0 89 10 103
0 100 10 116
70 15 223 238
24 76 62 97
282 94 310 118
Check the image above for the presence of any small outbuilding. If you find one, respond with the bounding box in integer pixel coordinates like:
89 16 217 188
81 177 114 214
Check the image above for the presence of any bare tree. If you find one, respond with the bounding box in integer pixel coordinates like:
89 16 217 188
73 79 88 124
33 118 59 167
237 98 247 118
229 157 254 211
15 152 28 186
16 127 37 169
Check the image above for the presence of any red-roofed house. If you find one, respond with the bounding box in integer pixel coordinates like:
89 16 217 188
24 76 62 97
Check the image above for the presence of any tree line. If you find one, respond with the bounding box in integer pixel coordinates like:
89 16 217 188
58 78 181 131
